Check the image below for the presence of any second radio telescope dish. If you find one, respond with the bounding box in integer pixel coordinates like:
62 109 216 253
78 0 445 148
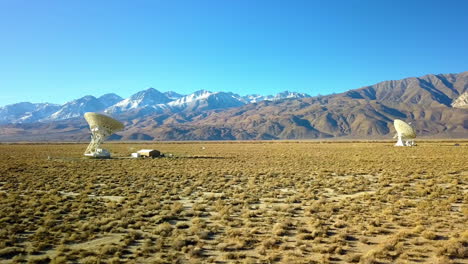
393 119 416 147
84 112 124 158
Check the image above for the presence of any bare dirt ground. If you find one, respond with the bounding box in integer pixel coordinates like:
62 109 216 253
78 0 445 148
0 141 467 263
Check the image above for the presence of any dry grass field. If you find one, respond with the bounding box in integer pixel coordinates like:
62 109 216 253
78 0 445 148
0 141 467 264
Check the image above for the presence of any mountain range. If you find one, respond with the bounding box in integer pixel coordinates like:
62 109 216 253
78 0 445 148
0 71 466 141
0 90 310 124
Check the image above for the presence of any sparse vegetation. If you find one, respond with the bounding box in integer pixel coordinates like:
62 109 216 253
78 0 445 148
0 141 466 263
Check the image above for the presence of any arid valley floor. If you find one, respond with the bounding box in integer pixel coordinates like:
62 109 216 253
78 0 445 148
0 141 467 264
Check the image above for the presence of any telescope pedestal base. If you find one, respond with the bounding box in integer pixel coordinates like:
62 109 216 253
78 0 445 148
84 148 111 158
395 136 415 147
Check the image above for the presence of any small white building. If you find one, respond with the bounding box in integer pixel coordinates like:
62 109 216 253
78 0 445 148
137 149 161 158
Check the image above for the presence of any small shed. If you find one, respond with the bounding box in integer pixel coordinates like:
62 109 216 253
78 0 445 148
137 149 161 158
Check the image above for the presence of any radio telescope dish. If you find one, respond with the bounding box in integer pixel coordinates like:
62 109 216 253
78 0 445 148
393 119 416 147
84 112 124 158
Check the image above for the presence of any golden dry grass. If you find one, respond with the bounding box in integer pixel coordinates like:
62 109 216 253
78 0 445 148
0 141 467 263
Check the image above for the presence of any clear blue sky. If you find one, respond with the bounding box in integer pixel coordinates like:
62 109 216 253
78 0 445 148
1 0 467 106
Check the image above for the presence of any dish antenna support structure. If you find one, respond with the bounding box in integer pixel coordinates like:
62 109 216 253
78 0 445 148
84 112 124 158
393 119 416 147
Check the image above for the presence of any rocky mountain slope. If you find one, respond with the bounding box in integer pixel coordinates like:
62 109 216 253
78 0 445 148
452 91 468 109
0 71 466 141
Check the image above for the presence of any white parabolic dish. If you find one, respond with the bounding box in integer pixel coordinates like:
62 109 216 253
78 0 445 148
394 119 416 139
84 112 124 133
84 112 124 157
394 119 416 147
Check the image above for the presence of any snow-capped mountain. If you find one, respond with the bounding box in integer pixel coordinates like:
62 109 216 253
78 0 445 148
242 91 310 103
164 91 183 100
98 93 123 108
242 94 272 103
0 102 40 124
0 88 313 124
272 91 310 100
0 102 61 124
105 88 171 114
46 93 124 121
48 96 108 121
168 90 246 112
18 103 62 123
